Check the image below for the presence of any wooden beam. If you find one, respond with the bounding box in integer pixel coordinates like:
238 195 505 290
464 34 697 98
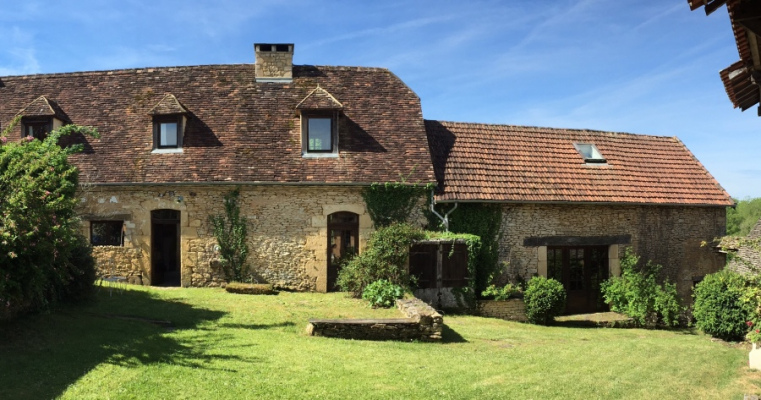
523 235 631 247
705 0 728 15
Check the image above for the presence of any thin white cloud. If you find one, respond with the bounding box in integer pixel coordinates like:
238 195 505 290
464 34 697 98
307 15 456 49
0 27 40 76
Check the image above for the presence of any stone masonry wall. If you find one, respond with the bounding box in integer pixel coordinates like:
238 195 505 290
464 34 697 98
498 203 726 301
78 185 373 291
477 299 527 322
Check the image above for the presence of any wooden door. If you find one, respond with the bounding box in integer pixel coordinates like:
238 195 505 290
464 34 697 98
547 246 609 314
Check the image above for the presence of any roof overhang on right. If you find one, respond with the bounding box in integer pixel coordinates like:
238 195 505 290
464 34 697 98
690 0 761 114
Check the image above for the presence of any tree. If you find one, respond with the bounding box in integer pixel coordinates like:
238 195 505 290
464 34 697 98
727 197 761 236
0 118 99 318
209 187 250 282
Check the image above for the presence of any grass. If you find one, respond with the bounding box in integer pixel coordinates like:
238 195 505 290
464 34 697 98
1 286 760 399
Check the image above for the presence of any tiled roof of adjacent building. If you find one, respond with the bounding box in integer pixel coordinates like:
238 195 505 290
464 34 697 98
690 0 761 111
426 120 733 206
0 64 434 185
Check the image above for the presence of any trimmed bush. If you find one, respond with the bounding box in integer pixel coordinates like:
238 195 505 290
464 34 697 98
337 223 425 296
524 276 566 325
693 270 752 341
225 282 276 295
601 248 682 327
362 279 404 308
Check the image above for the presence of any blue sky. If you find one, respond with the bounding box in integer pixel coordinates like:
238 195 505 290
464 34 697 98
1 0 758 199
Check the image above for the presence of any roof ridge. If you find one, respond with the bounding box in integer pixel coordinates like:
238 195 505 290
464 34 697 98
425 119 678 140
0 64 391 80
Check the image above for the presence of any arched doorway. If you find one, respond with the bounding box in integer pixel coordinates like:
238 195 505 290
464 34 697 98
151 209 181 286
327 211 359 291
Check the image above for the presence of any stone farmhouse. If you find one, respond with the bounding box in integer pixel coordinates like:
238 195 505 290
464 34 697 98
0 44 733 311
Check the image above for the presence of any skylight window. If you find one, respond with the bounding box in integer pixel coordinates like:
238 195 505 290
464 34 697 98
573 143 606 164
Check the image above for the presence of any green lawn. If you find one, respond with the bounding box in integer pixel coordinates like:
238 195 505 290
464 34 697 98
1 286 759 399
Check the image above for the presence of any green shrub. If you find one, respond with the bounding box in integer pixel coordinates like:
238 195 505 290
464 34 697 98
523 276 566 325
0 121 99 318
225 282 276 295
337 223 425 296
59 234 97 304
601 248 682 327
693 270 752 341
362 279 404 308
481 283 522 301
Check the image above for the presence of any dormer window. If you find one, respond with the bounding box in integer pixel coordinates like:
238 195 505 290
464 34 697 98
154 115 182 149
574 143 606 164
296 86 343 157
23 118 52 140
305 114 335 153
16 96 68 141
149 94 188 153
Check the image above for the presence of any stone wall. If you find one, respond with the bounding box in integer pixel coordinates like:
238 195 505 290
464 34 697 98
498 203 726 301
78 185 374 291
727 218 761 275
306 298 443 342
477 299 527 322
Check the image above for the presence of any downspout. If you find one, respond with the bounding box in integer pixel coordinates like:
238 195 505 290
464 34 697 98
429 191 458 232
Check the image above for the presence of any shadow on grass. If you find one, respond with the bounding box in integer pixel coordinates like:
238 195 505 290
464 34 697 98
442 324 468 343
219 321 296 330
0 288 235 400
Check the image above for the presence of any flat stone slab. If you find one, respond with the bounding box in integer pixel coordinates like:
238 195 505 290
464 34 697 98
308 318 416 325
555 312 635 328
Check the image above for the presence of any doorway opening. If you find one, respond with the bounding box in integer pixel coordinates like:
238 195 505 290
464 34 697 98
327 212 359 291
547 245 609 314
151 209 181 287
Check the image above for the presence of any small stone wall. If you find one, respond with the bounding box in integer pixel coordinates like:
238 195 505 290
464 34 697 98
306 298 442 341
477 299 528 322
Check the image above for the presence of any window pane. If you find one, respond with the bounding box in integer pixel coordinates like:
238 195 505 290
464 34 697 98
91 221 124 246
26 122 49 140
160 122 178 147
308 118 331 151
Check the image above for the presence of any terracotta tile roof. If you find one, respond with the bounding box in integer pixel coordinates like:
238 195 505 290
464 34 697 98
426 120 733 206
0 64 434 185
691 0 760 110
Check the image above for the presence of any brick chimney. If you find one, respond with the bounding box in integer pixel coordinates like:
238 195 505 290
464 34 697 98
255 43 294 83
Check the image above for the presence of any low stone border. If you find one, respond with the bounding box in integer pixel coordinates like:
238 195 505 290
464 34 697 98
306 298 442 342
477 299 528 322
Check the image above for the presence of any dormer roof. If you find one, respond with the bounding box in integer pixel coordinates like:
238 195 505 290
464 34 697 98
148 94 188 115
296 85 343 110
17 95 70 122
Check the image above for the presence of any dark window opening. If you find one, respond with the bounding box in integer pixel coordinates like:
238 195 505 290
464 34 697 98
275 44 290 52
259 44 272 51
91 221 124 246
23 118 52 141
153 115 182 149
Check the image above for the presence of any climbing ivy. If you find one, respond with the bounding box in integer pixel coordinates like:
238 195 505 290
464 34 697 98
362 181 433 228
209 187 250 283
430 202 502 294
425 231 482 308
